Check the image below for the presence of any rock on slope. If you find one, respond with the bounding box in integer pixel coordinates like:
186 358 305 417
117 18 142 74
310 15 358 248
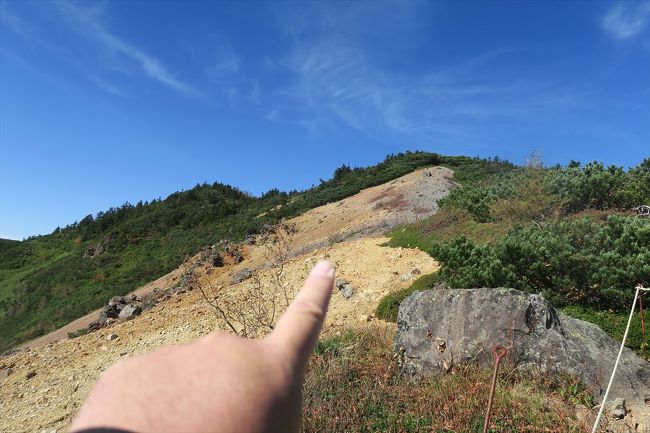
395 288 650 406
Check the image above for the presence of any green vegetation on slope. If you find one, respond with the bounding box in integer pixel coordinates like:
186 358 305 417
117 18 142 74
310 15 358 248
1 151 448 351
375 273 440 322
430 216 649 310
384 158 650 355
0 238 20 253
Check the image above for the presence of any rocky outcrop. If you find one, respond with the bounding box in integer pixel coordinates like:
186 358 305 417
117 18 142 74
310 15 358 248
82 242 104 258
118 304 141 321
224 243 244 264
89 295 145 330
207 242 244 267
395 288 650 406
231 268 252 284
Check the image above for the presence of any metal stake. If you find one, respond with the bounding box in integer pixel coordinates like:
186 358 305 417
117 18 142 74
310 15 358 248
482 345 508 433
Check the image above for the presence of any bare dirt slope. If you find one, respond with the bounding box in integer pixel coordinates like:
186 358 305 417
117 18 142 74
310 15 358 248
0 166 453 433
22 165 454 349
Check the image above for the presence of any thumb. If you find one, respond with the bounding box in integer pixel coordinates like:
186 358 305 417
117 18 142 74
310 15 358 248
267 260 334 368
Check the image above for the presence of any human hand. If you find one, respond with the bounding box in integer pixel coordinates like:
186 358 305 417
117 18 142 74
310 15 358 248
70 260 335 433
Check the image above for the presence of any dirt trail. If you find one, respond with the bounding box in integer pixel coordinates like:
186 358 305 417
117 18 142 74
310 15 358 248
0 167 453 433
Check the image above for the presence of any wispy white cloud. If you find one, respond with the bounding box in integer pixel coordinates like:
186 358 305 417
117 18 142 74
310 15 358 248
93 77 130 97
204 46 241 82
52 1 206 100
201 42 248 104
602 1 650 39
0 4 34 42
267 20 589 145
248 2 614 149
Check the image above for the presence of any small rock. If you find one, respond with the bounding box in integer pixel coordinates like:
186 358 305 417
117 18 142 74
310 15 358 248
335 279 350 290
232 252 244 264
26 370 36 380
106 333 118 341
100 345 108 351
88 311 108 331
335 279 355 299
610 398 626 419
108 296 128 307
0 367 13 382
118 304 141 321
231 268 252 284
340 284 355 299
411 268 421 276
358 314 372 323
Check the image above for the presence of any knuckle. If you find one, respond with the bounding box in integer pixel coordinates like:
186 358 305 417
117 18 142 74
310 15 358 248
293 298 325 322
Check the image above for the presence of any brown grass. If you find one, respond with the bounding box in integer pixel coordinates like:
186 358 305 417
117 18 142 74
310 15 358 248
369 186 397 203
373 193 411 212
412 207 431 215
303 325 585 433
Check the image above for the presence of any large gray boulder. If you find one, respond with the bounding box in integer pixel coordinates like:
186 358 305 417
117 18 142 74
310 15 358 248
395 288 650 405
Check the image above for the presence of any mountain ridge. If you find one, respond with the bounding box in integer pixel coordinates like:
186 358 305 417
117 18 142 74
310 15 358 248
2 152 503 350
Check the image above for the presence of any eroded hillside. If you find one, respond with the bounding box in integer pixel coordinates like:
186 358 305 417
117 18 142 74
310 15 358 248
0 166 453 433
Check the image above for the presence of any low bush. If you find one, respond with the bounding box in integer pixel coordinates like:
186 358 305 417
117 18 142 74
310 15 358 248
550 160 650 212
67 328 90 339
441 159 650 225
430 216 650 311
375 273 440 322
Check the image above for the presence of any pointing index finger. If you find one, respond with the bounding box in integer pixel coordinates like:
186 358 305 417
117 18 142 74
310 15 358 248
268 260 335 367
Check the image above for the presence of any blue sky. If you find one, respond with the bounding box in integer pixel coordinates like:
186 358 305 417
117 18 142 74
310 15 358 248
1 1 649 240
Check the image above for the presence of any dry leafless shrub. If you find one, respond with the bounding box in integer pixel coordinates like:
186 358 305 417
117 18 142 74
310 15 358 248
191 223 302 338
